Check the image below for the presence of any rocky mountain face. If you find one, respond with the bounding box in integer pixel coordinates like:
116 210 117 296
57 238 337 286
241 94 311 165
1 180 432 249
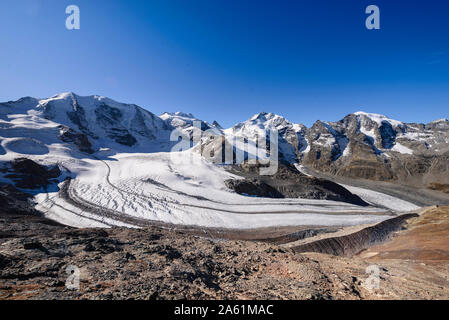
221 111 449 187
1 207 448 300
300 112 449 184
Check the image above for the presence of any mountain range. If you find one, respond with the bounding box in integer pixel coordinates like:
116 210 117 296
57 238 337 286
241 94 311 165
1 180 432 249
1 92 447 188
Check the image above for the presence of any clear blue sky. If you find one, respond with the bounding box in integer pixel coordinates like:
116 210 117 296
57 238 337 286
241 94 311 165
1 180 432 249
0 0 448 127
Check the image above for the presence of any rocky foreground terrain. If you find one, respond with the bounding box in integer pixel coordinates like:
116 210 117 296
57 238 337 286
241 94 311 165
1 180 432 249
1 206 448 300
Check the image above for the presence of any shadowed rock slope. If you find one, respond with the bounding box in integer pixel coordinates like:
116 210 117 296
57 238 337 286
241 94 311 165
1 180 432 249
225 163 369 206
292 213 419 257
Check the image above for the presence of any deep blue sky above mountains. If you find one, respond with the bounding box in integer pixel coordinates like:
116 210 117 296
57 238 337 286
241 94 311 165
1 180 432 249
0 0 448 127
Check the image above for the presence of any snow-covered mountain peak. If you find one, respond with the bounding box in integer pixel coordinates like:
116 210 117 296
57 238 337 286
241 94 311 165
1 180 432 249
426 117 449 131
246 113 307 134
248 112 291 125
161 111 196 119
431 118 449 124
49 91 76 99
223 112 308 163
244 112 296 128
354 111 404 127
250 112 272 121
1 93 171 153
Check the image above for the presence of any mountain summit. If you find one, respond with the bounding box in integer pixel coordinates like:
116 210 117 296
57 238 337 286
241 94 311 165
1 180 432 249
0 93 171 155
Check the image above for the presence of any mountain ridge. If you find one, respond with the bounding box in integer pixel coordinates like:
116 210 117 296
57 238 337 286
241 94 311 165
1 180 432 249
1 92 448 186
2 92 446 129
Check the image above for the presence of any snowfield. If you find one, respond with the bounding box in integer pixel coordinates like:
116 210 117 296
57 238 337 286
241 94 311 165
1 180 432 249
30 149 402 229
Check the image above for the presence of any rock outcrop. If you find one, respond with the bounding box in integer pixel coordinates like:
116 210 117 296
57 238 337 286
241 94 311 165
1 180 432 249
225 163 369 206
2 158 62 190
59 126 94 154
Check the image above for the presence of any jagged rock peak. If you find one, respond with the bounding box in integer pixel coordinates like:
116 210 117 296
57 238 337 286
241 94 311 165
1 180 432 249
212 120 223 129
